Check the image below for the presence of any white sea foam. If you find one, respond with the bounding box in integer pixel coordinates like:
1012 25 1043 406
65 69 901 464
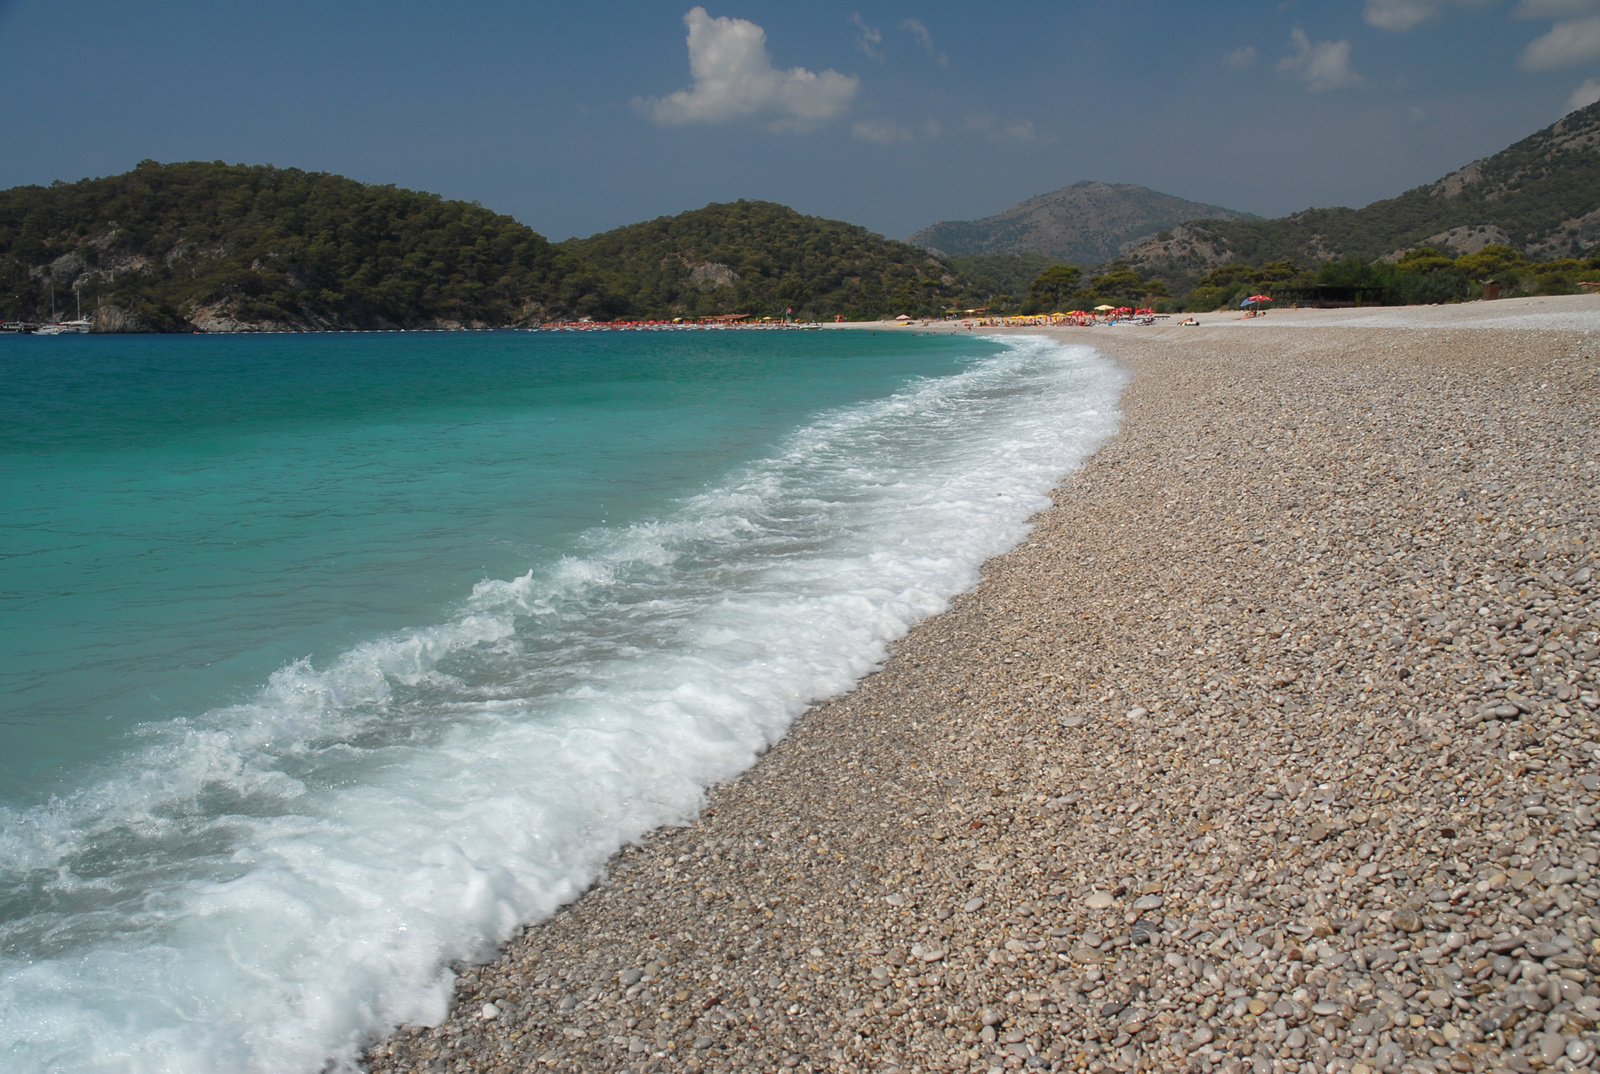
0 336 1124 1073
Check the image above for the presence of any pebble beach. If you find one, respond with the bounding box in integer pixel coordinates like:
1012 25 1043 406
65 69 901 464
366 299 1600 1074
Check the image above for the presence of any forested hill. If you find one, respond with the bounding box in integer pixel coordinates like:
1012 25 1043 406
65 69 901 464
556 200 964 322
0 166 974 329
1126 100 1600 279
0 160 582 331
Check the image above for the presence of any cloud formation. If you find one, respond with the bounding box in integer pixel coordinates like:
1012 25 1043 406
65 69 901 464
1518 13 1600 67
964 113 1042 143
850 13 881 59
1278 29 1363 91
1572 77 1600 109
1225 46 1258 69
1363 0 1493 31
640 7 858 129
852 117 941 144
902 18 948 67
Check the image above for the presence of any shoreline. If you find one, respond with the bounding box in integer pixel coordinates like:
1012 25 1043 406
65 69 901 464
368 306 1600 1074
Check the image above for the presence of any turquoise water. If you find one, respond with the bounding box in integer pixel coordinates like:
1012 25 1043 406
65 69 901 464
1 330 988 801
0 328 1124 1073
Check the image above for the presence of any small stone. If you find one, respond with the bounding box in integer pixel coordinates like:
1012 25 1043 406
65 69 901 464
1539 1032 1567 1065
885 893 906 906
1375 1040 1404 1070
1131 894 1163 911
1082 931 1103 947
619 968 643 986
1085 891 1116 910
480 1002 499 1020
1392 909 1423 933
1312 1001 1340 1016
1061 715 1085 728
1126 707 1149 720
1568 1038 1594 1064
963 897 985 912
693 1036 714 1051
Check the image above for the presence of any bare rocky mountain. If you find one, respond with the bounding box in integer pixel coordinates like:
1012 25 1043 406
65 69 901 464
1123 99 1600 280
906 181 1256 265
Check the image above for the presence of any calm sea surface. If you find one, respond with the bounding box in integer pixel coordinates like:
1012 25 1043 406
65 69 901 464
0 328 1124 1073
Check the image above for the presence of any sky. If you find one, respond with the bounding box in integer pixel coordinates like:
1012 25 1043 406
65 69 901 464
2 1 1598 241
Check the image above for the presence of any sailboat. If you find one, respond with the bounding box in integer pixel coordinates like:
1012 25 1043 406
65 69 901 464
34 284 92 334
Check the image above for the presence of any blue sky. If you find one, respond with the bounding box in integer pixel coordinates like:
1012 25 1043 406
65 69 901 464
1 1 1597 241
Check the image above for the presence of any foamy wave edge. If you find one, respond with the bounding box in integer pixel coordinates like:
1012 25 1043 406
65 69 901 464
0 335 1125 1074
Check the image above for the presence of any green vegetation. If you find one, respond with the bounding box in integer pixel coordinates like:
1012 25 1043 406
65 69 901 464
0 160 570 329
944 252 1070 308
1165 245 1599 312
1156 101 1600 270
1016 262 1169 312
1026 264 1082 308
557 200 962 321
0 167 977 328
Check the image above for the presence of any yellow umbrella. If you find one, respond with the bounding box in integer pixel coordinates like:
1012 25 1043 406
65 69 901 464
1093 304 1115 311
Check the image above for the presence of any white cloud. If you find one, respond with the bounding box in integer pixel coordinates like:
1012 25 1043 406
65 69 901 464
639 7 859 129
850 13 881 59
902 18 948 67
1363 0 1493 31
1518 13 1600 67
852 118 913 143
852 117 942 143
1278 29 1363 91
1571 77 1600 108
1225 45 1258 69
964 113 1042 143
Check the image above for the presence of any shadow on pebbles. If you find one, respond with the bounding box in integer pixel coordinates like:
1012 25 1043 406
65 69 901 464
368 324 1600 1074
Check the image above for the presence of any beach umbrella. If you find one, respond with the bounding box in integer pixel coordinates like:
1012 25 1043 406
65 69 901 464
895 314 912 321
1241 294 1275 306
1093 304 1115 311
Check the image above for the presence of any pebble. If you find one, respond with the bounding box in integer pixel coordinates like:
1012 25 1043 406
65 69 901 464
365 319 1600 1074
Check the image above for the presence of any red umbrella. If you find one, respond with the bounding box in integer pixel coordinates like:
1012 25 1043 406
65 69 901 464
1243 294 1275 304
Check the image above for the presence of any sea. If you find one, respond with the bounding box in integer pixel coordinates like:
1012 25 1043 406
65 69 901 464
0 327 1125 1073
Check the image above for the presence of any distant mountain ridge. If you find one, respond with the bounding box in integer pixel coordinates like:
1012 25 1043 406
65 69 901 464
1123 100 1600 282
906 181 1257 265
